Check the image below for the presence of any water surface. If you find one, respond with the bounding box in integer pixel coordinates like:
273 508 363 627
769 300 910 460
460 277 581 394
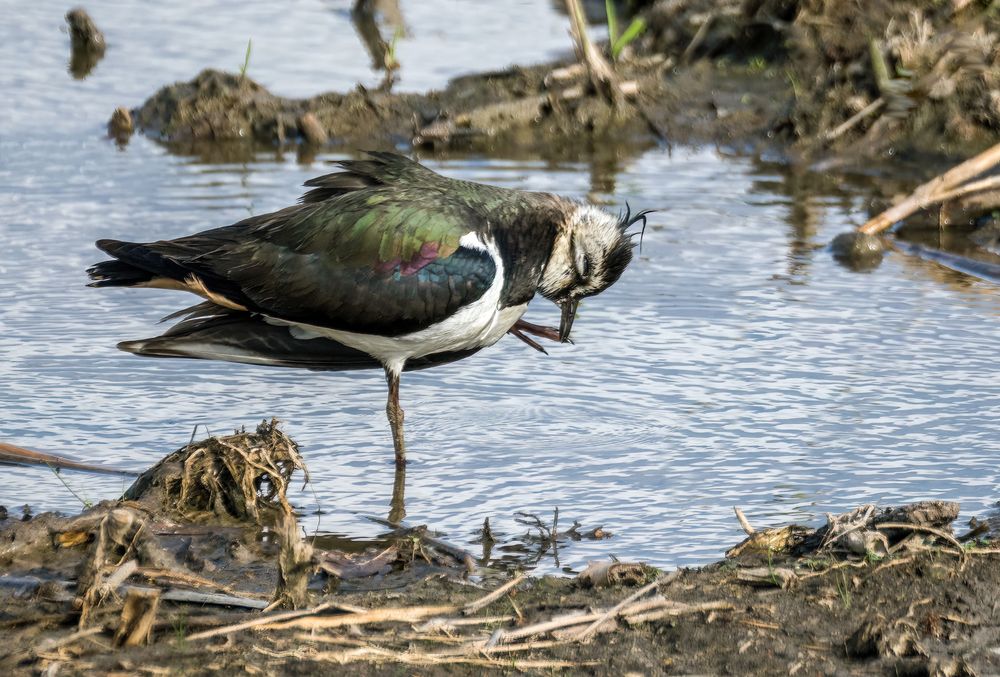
2 0 998 574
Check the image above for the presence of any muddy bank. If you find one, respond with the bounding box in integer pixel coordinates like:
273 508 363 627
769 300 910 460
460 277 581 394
2 424 1000 675
130 57 673 156
122 0 1000 163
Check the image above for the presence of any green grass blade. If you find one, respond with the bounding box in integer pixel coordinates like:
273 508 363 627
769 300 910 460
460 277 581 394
240 38 252 79
612 17 646 60
605 0 619 44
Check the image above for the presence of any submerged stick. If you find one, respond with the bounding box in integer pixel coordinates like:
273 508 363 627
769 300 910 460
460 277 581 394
888 240 1000 284
859 141 1000 235
0 441 135 475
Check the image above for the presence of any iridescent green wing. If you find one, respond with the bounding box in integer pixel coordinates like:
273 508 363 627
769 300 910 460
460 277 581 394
185 187 496 337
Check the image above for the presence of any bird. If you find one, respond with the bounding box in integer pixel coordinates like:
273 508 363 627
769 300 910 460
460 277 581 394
88 152 649 466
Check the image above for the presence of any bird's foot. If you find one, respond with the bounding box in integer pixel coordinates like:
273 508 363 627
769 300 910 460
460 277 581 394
508 319 571 351
509 327 548 354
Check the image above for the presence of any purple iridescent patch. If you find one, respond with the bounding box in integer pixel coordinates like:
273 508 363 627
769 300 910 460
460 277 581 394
377 241 440 276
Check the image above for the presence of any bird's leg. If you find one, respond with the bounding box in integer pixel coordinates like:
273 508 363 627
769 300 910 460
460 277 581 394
388 461 406 524
384 366 406 465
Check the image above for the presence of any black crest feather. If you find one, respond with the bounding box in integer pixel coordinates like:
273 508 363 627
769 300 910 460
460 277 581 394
619 202 655 253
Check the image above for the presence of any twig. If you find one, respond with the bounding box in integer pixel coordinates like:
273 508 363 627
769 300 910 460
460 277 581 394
624 600 735 624
438 639 568 657
263 605 459 631
875 522 966 558
416 615 516 632
798 559 868 580
495 610 598 643
186 601 334 641
869 555 915 576
0 441 135 475
931 174 1000 206
563 0 624 107
733 507 755 535
570 571 678 642
33 626 104 654
136 567 261 599
160 587 269 610
824 98 884 142
311 646 592 669
859 141 1000 234
682 12 715 62
462 574 526 615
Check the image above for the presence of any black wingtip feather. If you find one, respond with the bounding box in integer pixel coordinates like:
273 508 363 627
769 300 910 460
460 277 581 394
86 259 154 287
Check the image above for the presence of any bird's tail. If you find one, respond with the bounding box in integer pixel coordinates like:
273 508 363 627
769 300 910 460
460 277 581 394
118 303 381 371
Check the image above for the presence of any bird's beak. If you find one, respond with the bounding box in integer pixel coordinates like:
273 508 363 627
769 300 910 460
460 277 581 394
558 298 579 343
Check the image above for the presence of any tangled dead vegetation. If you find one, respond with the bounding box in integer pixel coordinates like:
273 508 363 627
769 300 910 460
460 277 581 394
123 419 307 523
643 0 1000 156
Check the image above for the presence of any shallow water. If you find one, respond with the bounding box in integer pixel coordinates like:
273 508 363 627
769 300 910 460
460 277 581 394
2 1 999 574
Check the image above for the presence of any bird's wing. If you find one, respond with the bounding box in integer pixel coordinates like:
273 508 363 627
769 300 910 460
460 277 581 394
92 189 497 337
299 151 447 203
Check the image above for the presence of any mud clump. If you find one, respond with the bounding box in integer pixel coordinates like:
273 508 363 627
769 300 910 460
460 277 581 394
65 8 105 80
133 70 296 143
130 55 669 153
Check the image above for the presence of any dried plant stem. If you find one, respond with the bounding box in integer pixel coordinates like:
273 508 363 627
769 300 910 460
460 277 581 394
563 0 624 107
859 141 1000 235
263 605 459 631
734 507 755 535
186 602 335 641
571 571 678 642
462 573 526 615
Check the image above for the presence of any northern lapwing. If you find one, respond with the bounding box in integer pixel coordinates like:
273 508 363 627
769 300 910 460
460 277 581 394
88 152 648 464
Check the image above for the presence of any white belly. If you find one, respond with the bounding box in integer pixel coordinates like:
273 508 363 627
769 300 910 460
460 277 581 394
281 300 527 371
269 232 528 373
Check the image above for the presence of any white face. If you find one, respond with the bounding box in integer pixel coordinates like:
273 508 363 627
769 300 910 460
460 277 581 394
538 204 632 302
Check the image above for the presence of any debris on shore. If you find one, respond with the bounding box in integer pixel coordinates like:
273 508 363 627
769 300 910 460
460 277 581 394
65 8 105 80
2 423 999 674
117 0 1000 162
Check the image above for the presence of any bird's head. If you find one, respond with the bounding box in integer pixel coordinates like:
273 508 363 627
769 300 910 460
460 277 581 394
538 202 651 342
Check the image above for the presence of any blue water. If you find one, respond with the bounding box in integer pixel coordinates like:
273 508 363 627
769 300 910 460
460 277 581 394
2 0 998 574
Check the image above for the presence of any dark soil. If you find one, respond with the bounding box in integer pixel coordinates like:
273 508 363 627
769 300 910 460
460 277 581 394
2 426 999 675
124 0 1000 164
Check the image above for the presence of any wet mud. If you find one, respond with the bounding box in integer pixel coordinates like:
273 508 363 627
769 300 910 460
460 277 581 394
2 425 999 675
127 1 1000 161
